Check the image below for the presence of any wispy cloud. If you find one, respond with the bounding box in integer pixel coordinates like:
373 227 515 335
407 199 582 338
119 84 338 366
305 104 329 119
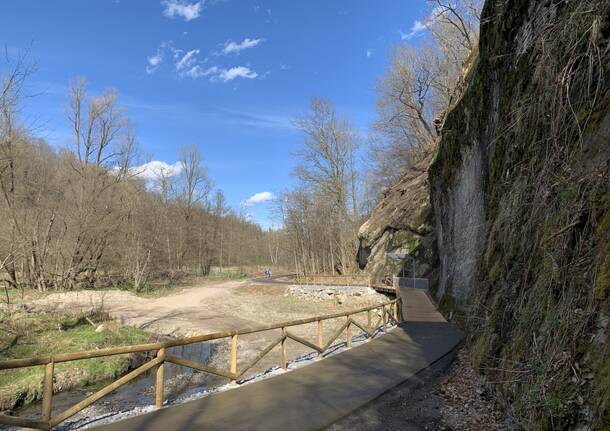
221 108 294 129
243 191 274 205
401 5 447 40
218 66 258 81
220 38 265 55
366 48 374 58
145 41 175 74
175 49 200 71
146 41 178 74
161 0 204 21
146 52 164 74
146 42 208 78
192 65 258 82
400 20 427 40
131 160 183 180
145 41 257 83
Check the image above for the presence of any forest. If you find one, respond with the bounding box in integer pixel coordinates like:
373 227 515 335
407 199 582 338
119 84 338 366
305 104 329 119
0 0 481 295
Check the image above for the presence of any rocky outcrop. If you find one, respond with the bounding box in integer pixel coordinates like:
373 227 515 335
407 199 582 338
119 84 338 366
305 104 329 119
429 0 610 428
357 153 438 285
360 0 609 427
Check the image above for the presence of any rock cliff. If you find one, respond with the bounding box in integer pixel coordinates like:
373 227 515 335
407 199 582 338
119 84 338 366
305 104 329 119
360 0 610 428
357 153 438 285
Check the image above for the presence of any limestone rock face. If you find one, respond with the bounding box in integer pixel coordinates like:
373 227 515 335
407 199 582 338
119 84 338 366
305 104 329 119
360 0 610 426
428 0 610 428
357 153 438 285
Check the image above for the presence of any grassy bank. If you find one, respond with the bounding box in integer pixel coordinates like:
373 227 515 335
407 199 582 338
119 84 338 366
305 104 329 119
0 310 153 411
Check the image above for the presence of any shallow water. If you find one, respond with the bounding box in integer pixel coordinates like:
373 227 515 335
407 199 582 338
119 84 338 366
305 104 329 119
4 342 217 430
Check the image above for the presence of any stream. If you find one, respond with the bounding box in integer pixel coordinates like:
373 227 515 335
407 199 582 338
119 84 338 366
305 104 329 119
3 341 223 430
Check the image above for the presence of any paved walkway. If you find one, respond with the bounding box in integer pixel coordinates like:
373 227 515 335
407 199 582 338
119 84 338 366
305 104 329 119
95 289 463 431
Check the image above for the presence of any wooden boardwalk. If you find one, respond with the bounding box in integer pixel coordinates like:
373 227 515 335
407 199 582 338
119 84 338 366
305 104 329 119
94 288 463 431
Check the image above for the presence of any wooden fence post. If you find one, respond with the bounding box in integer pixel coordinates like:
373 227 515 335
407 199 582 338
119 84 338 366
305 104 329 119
393 302 399 323
155 348 165 408
280 327 287 369
42 360 54 422
346 316 352 348
230 335 238 384
317 320 324 359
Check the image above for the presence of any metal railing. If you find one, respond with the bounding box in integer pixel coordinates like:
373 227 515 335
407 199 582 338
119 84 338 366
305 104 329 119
392 276 429 290
0 298 400 430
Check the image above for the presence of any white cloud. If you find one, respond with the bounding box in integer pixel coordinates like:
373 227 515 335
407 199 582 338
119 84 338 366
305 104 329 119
181 65 205 78
401 6 447 41
148 54 163 67
279 63 290 70
145 41 175 74
146 42 258 83
244 192 274 205
366 48 374 58
401 20 427 40
221 38 265 55
200 66 258 82
219 66 258 81
132 161 182 180
161 0 204 21
146 53 164 74
176 49 200 70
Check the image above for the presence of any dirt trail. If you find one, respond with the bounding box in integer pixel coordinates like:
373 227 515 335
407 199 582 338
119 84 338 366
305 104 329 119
28 280 389 381
29 280 253 337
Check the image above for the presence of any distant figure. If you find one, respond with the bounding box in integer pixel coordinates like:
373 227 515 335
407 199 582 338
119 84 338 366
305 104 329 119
268 268 272 278
264 269 271 279
433 116 444 135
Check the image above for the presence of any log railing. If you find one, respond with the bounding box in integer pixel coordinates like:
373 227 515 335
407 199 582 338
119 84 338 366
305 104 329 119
0 298 401 430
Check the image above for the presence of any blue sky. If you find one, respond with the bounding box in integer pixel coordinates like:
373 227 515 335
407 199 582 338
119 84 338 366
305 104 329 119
1 0 430 228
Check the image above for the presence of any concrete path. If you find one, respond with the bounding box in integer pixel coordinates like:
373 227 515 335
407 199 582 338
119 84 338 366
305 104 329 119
94 289 463 431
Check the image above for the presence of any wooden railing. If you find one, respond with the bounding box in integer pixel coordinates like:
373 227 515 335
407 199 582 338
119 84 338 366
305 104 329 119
0 298 400 430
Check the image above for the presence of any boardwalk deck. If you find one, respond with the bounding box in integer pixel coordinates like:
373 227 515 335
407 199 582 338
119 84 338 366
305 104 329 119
94 288 463 431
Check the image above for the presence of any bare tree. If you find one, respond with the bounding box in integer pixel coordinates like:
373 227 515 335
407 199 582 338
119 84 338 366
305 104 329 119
63 78 136 289
367 0 482 205
290 98 361 274
176 145 213 271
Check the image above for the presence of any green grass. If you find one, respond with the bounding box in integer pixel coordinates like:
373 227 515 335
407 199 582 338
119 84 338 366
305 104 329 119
117 281 180 298
0 310 152 411
207 270 249 280
0 287 51 307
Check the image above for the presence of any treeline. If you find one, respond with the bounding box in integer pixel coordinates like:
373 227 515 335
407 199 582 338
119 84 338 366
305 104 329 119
0 71 271 292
